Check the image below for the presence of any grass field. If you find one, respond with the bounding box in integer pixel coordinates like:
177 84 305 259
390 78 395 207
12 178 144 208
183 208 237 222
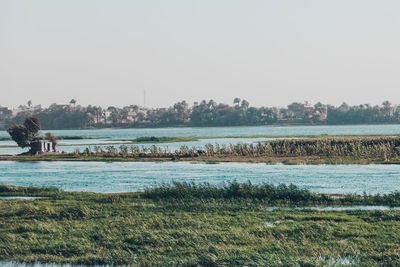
0 183 399 266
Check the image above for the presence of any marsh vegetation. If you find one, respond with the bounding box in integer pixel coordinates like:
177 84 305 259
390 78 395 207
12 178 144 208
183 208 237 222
5 136 400 164
0 183 399 266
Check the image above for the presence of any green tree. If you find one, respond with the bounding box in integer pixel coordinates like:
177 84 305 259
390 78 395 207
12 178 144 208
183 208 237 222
7 117 41 148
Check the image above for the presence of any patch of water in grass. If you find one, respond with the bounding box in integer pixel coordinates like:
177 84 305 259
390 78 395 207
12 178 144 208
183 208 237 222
318 256 359 266
267 206 400 211
0 196 41 200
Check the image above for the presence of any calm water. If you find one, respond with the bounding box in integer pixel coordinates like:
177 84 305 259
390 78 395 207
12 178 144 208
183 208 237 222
1 124 400 139
1 161 399 194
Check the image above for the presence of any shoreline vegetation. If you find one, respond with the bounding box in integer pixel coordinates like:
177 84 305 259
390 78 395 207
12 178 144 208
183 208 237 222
2 136 400 164
0 183 399 265
2 99 400 130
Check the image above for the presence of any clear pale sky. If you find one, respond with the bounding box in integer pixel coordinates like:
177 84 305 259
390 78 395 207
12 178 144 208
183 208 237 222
1 0 399 108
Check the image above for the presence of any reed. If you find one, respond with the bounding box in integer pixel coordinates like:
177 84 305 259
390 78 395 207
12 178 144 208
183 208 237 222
81 136 400 160
5 136 400 164
266 136 400 159
142 181 400 206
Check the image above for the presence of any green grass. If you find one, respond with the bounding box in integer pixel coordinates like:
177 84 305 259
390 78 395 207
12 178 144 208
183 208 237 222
57 136 109 140
0 183 399 266
128 136 200 143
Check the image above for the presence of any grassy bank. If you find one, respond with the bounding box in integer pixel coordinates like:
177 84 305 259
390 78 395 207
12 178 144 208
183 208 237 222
3 136 400 164
5 153 399 164
0 183 399 266
123 136 200 143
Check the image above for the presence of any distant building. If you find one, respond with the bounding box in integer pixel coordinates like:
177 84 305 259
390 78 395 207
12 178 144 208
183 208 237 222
0 107 12 129
125 105 147 123
0 107 12 116
30 140 55 154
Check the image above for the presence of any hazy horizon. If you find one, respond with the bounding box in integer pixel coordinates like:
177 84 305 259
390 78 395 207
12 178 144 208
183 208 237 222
1 0 399 108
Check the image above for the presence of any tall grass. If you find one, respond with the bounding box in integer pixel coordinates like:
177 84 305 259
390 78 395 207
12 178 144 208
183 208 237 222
2 183 400 206
267 136 400 159
71 136 400 160
143 181 318 202
143 181 400 206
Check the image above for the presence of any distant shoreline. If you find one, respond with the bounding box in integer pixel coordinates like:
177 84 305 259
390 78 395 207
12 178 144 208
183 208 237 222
2 122 400 132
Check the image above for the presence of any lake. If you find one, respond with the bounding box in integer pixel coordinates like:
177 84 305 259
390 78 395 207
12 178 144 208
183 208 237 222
1 161 399 194
2 124 400 139
2 125 400 195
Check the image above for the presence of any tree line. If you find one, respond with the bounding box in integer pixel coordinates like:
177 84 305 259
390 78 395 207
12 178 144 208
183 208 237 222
1 99 400 130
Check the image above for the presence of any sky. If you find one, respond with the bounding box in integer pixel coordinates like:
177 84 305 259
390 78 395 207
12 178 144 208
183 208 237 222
1 0 399 108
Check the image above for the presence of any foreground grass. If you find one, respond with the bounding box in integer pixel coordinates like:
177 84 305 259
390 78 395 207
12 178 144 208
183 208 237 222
0 183 399 266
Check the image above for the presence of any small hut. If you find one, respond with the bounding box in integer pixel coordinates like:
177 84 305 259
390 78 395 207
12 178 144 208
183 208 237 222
30 140 55 154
